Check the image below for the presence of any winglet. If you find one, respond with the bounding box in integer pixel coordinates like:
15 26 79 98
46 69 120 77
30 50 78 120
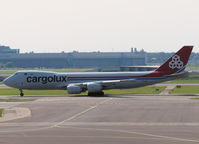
155 46 193 75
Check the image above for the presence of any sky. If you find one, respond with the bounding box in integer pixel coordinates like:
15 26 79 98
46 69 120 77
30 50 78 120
0 0 199 53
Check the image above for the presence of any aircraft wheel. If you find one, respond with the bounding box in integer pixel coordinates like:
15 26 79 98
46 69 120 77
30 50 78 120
19 89 24 97
20 93 24 97
99 91 104 96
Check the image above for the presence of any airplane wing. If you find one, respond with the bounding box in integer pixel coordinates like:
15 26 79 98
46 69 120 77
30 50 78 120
65 71 189 94
83 79 136 89
65 78 137 94
93 71 188 89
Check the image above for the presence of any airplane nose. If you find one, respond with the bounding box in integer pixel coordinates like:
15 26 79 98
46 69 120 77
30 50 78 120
3 77 12 87
3 76 19 88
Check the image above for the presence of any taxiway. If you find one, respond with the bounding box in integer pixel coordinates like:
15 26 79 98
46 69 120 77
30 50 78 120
0 94 199 144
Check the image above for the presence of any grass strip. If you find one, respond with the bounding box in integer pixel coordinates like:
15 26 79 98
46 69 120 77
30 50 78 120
104 86 165 95
0 109 3 117
0 86 165 95
187 65 199 71
0 89 68 95
191 97 199 100
169 86 199 94
0 75 10 78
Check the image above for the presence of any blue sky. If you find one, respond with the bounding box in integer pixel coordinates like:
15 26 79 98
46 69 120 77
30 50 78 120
0 0 198 53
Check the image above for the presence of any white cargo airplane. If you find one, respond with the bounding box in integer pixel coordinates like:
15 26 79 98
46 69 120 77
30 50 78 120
3 46 193 96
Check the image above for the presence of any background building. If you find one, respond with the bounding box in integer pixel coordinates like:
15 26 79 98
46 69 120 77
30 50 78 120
0 46 146 68
0 45 19 54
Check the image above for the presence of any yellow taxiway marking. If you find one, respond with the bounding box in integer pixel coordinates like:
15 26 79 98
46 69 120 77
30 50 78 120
68 126 199 143
52 98 112 128
118 129 199 143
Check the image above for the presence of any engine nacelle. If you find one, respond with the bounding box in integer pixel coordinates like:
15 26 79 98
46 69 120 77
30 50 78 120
87 82 102 93
67 84 82 94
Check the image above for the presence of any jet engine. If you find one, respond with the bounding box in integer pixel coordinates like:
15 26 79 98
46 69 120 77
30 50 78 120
87 82 102 93
67 84 82 94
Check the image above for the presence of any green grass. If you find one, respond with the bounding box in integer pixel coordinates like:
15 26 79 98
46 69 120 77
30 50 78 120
187 65 199 71
0 75 9 83
0 109 3 117
169 86 199 94
0 86 166 96
104 86 165 95
0 70 18 74
0 98 34 102
0 89 68 95
165 74 199 83
191 97 199 100
0 75 10 79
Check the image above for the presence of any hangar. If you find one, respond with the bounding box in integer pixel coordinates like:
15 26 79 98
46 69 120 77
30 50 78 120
0 46 146 68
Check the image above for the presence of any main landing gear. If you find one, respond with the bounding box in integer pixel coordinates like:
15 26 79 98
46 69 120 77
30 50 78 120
19 89 24 97
88 91 104 96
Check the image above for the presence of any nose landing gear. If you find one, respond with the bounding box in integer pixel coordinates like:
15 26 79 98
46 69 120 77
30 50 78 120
19 89 24 97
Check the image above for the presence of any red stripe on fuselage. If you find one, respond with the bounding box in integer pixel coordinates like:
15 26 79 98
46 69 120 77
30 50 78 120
67 71 164 79
68 76 135 79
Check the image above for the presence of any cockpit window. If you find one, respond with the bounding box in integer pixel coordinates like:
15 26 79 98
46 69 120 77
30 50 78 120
13 72 18 75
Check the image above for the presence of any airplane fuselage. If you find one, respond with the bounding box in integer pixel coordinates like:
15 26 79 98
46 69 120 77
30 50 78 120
4 70 181 90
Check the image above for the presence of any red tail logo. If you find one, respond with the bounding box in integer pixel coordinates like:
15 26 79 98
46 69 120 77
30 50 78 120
169 54 183 69
155 46 193 75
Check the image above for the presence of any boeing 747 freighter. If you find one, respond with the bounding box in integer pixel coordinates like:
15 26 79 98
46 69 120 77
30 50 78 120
3 46 193 96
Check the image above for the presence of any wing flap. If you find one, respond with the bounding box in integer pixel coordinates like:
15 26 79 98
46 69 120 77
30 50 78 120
82 79 136 90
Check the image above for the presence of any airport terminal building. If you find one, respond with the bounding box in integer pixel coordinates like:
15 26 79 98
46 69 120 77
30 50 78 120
0 46 146 68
